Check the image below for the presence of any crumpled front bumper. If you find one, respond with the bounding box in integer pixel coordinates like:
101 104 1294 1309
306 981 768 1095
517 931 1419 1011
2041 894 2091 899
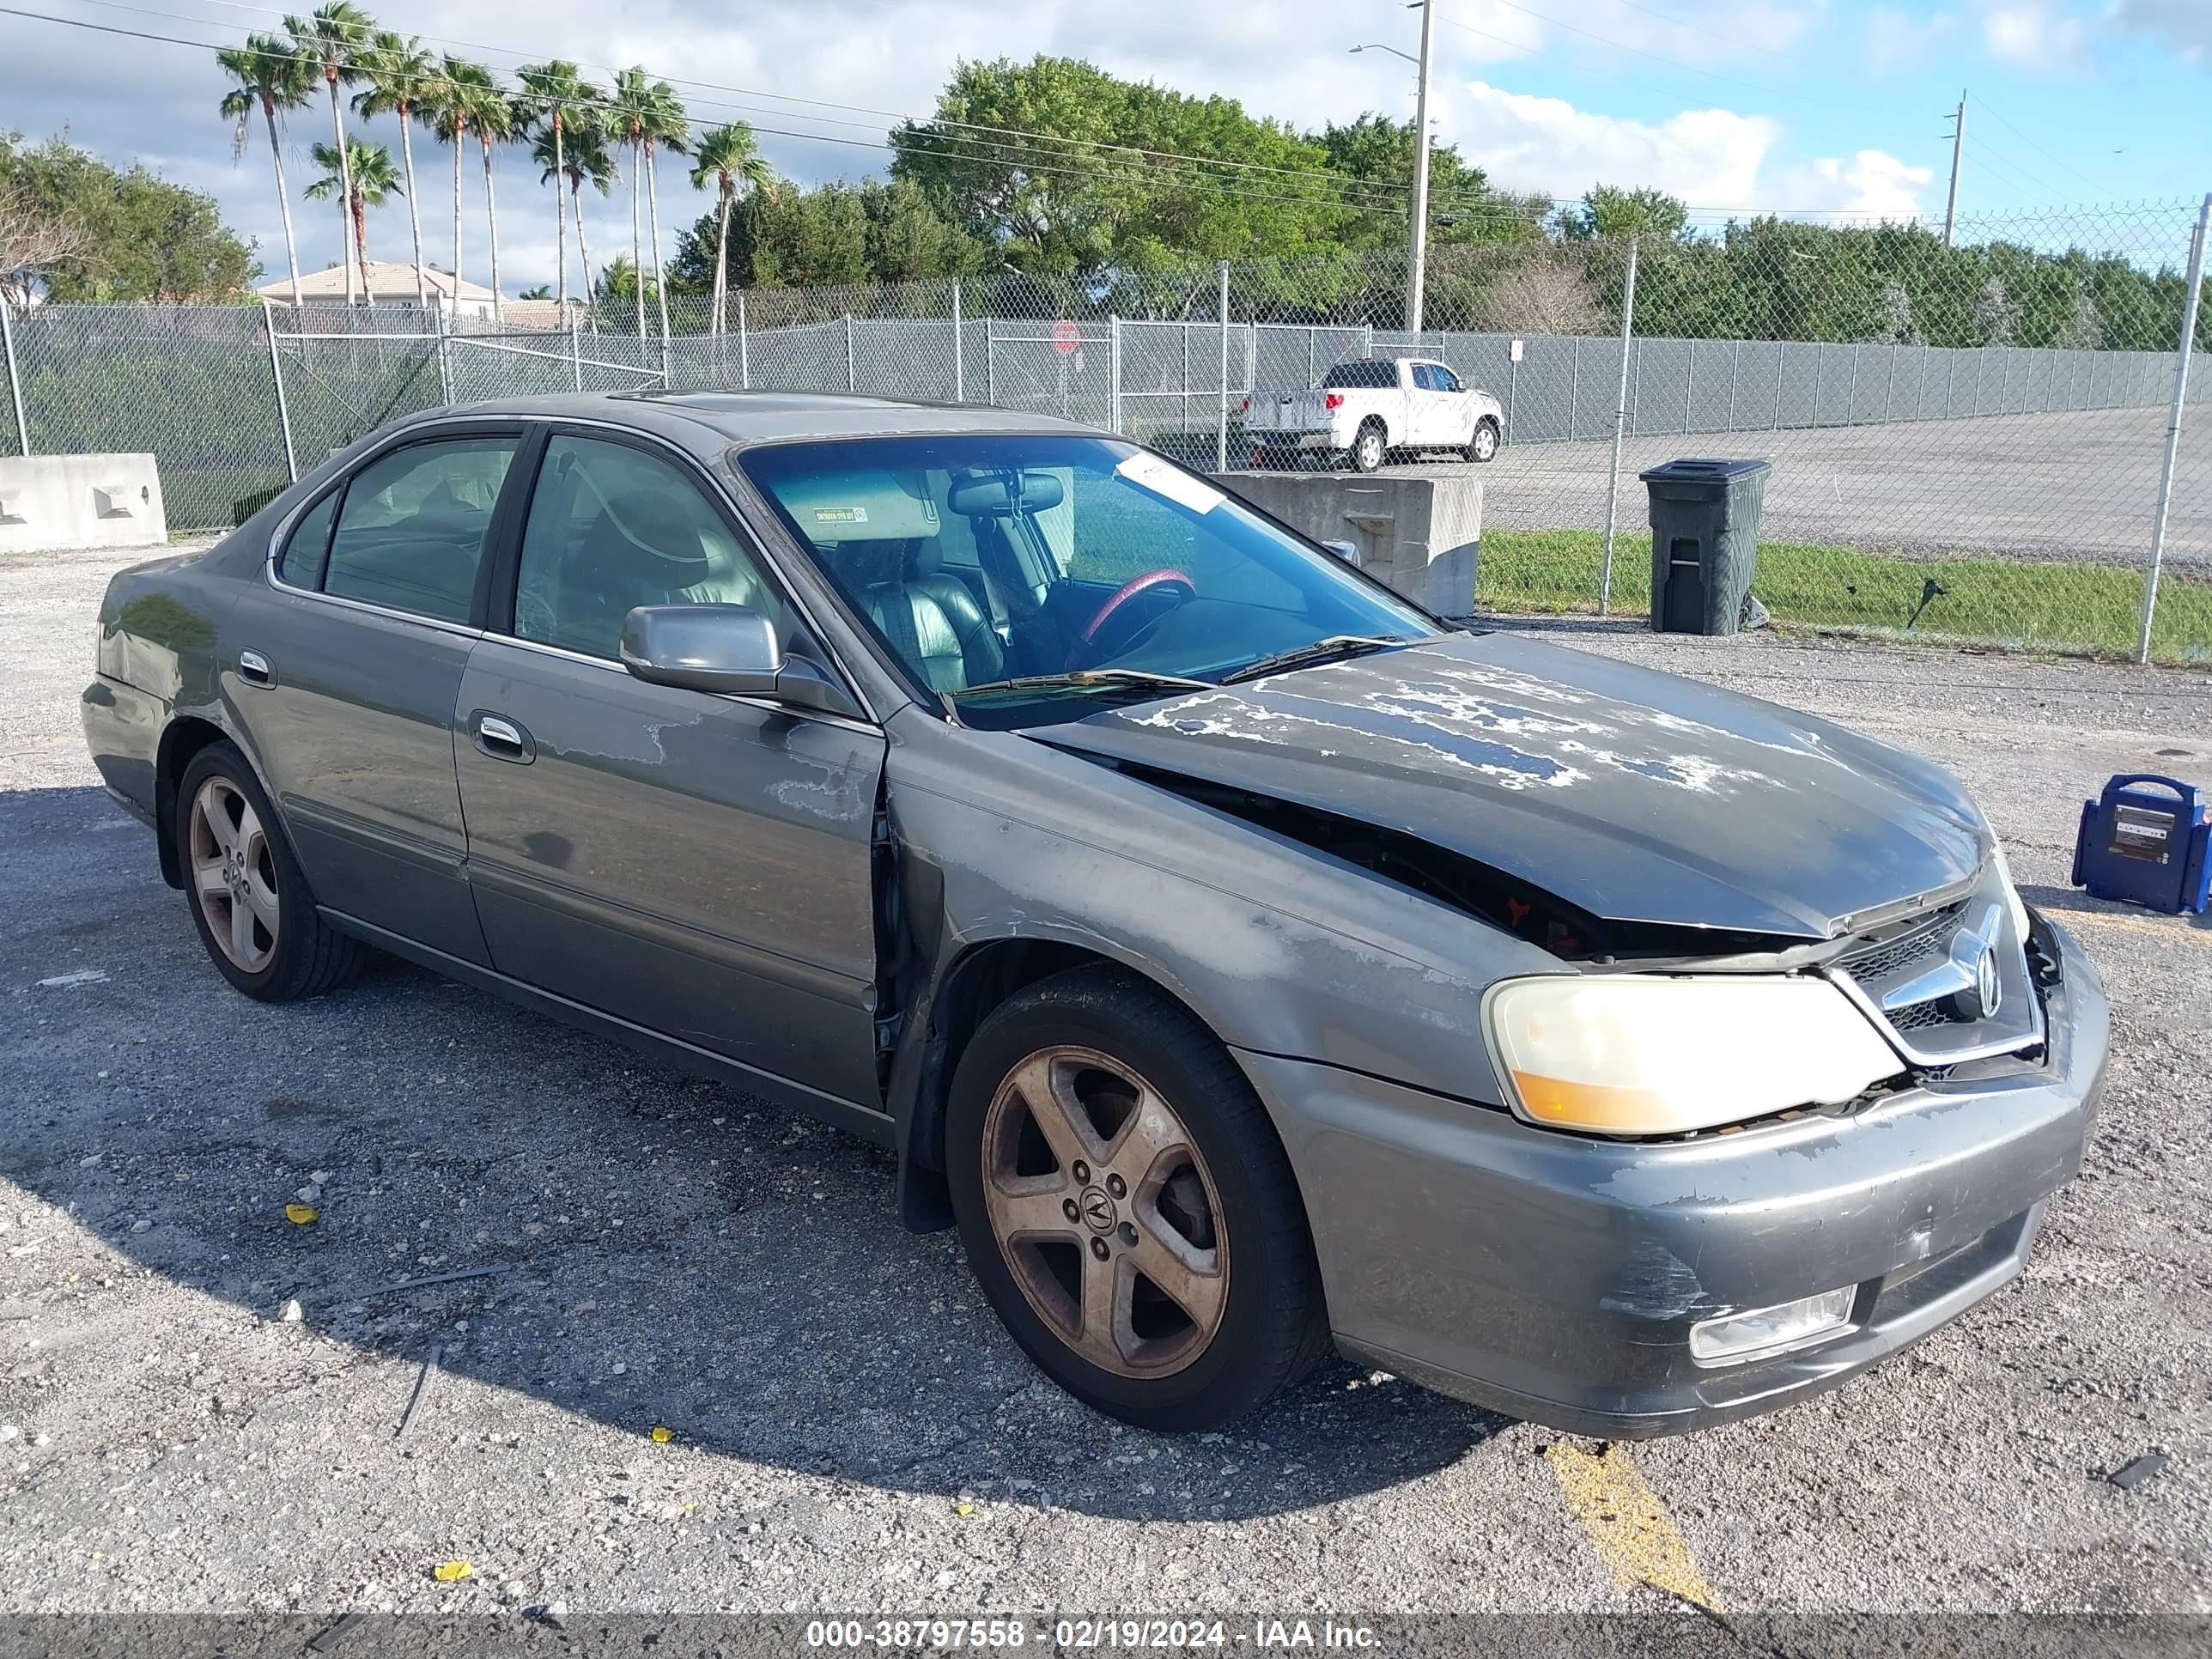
1235 913 2108 1438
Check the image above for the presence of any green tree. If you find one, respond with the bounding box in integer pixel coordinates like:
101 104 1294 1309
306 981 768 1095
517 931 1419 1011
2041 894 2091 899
443 60 514 320
0 132 256 301
670 177 984 296
304 137 401 279
688 123 772 332
284 2 377 304
216 33 314 306
514 60 596 314
1563 185 1690 242
891 55 1358 280
351 32 437 307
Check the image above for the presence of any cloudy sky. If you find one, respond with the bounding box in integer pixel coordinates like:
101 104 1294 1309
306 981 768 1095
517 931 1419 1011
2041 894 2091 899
4 0 2209 295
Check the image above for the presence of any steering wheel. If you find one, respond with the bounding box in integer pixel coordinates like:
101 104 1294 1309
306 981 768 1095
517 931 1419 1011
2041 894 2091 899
1067 568 1195 669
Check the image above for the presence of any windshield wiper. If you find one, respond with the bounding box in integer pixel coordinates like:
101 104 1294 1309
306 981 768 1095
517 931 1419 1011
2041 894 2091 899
955 668 1216 699
1217 635 1413 685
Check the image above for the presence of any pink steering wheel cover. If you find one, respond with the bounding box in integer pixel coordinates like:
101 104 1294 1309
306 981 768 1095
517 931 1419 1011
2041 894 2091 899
1069 568 1194 668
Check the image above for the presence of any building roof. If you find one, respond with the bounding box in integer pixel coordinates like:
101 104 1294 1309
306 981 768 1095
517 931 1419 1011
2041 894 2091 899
256 262 499 303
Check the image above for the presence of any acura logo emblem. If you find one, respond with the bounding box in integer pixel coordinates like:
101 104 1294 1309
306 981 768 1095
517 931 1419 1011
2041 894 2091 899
1079 1186 1118 1232
1971 938 2002 1019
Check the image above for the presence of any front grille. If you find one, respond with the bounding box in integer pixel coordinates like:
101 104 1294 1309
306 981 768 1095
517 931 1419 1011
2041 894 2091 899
1829 866 2042 1066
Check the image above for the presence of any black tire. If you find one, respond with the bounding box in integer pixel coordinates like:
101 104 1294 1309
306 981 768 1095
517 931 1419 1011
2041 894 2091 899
946 964 1329 1431
174 741 364 1003
1351 419 1388 473
1466 416 1502 464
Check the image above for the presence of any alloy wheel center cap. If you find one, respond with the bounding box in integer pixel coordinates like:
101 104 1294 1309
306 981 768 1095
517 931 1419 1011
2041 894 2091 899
1079 1185 1118 1233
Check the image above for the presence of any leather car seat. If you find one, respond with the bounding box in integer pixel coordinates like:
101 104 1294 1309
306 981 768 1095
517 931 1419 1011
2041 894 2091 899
835 538 1004 692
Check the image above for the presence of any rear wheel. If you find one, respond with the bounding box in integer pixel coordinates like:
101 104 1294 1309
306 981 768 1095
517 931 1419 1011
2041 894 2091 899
947 965 1328 1431
1352 420 1388 473
1466 417 1501 464
175 742 363 1002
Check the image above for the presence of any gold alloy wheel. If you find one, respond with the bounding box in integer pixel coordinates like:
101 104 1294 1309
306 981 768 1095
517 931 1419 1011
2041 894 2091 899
980 1045 1231 1379
188 776 279 973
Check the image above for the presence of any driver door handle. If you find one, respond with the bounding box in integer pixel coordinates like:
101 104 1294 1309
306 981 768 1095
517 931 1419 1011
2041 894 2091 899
472 712 535 763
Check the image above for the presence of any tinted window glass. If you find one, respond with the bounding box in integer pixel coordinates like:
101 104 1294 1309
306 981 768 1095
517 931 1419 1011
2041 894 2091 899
514 436 782 659
1322 360 1395 390
324 436 517 623
1410 364 1437 391
742 434 1437 722
276 489 339 589
1431 365 1462 392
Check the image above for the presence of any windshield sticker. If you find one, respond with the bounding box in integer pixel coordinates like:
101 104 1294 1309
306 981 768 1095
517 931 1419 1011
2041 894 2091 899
1115 453 1227 516
812 506 869 526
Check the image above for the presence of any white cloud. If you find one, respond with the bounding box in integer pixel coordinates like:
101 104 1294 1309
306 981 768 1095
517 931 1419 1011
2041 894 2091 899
1772 150 1936 218
2111 0 2212 63
1446 0 1824 69
1864 7 1959 72
1445 81 1778 205
1978 3 2087 68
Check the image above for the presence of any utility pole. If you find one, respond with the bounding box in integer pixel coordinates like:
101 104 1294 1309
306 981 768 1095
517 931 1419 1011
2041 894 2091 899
1942 92 1966 248
1407 0 1437 334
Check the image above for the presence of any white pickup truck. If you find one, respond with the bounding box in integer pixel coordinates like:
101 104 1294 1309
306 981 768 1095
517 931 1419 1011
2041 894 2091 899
1242 356 1505 472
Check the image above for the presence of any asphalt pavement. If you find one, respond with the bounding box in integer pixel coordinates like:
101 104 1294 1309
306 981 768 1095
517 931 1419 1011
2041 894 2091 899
3 542 2209 1626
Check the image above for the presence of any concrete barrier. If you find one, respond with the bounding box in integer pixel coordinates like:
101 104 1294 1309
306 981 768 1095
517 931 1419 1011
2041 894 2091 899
1213 471 1481 617
0 454 167 555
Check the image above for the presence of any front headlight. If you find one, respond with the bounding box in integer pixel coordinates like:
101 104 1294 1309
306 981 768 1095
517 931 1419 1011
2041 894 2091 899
1482 974 1904 1136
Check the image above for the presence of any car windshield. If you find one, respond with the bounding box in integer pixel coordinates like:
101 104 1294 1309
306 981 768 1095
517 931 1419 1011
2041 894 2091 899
739 434 1439 726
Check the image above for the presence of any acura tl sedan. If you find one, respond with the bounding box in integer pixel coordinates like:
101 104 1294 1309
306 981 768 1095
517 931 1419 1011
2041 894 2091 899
83 392 2107 1436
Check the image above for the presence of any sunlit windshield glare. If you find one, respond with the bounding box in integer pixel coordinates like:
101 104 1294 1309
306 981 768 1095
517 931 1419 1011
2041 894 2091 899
738 435 1437 713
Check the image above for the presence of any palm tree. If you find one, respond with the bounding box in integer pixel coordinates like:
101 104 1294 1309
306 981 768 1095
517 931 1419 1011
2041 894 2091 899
440 59 514 324
688 124 771 336
513 60 593 317
216 33 314 307
608 69 654 341
351 32 437 308
537 116 616 331
640 82 688 345
285 3 377 305
304 139 402 288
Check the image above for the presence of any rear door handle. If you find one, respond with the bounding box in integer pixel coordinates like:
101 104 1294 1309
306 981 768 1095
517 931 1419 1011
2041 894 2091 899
472 712 535 763
237 649 274 687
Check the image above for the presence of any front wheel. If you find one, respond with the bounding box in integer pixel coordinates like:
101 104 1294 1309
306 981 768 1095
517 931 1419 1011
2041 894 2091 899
946 965 1328 1431
1466 417 1501 464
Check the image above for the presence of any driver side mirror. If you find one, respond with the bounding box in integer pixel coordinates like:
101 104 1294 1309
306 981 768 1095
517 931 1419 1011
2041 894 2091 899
618 604 861 720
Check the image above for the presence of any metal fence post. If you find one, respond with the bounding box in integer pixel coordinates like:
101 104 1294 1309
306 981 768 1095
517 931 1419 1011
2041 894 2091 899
569 307 583 392
434 295 453 407
1569 337 1580 440
845 314 855 392
1727 340 1739 434
1 297 30 459
2136 191 2211 664
1109 315 1123 434
738 292 750 390
951 279 963 404
261 301 297 483
985 315 996 405
1773 340 1786 430
1217 261 1231 472
1598 236 1640 617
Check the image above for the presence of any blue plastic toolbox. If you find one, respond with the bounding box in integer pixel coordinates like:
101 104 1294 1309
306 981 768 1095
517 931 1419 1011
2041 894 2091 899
2071 774 2211 914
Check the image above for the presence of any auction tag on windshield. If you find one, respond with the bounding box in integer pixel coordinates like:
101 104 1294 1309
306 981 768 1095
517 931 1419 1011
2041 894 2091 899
1115 453 1227 516
812 505 868 526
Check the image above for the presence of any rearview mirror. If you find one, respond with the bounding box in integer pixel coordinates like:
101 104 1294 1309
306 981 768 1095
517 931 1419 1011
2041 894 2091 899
618 605 860 719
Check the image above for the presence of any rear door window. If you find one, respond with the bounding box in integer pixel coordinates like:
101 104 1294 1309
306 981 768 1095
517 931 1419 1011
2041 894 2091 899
276 489 339 589
322 436 519 623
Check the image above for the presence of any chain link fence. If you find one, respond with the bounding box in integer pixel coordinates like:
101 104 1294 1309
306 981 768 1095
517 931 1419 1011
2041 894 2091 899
3 199 2206 661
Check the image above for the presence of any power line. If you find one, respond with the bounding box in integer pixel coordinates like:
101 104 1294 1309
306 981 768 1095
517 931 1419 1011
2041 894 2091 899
1967 91 2108 196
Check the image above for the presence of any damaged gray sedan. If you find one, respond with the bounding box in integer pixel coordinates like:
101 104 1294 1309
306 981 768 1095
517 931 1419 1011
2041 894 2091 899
83 393 2106 1436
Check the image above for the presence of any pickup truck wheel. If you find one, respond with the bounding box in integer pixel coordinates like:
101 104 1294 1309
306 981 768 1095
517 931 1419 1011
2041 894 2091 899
175 742 364 1002
947 964 1329 1431
1466 417 1501 464
1352 420 1388 473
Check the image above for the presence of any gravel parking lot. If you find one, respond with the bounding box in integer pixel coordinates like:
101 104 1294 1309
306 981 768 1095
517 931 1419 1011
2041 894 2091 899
3 541 2210 1627
1388 405 2211 566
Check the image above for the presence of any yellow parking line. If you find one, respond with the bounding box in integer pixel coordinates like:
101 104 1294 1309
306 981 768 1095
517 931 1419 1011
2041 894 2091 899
1543 1441 1723 1612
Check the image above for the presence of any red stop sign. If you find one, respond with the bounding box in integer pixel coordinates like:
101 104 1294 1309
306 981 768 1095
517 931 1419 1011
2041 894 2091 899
1051 319 1080 356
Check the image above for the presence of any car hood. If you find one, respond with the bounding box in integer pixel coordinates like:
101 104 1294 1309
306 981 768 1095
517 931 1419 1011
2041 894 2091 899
1033 631 1986 942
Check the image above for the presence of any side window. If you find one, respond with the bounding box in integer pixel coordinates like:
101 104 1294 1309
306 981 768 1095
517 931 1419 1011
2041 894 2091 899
276 488 339 589
514 435 785 659
1433 366 1463 392
1410 364 1438 392
324 436 518 623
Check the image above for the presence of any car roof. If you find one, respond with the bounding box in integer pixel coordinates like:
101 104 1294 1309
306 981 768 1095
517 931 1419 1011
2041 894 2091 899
427 390 1103 456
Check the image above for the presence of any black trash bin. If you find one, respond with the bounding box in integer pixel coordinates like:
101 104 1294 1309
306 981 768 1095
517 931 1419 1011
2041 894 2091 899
1639 458 1770 635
